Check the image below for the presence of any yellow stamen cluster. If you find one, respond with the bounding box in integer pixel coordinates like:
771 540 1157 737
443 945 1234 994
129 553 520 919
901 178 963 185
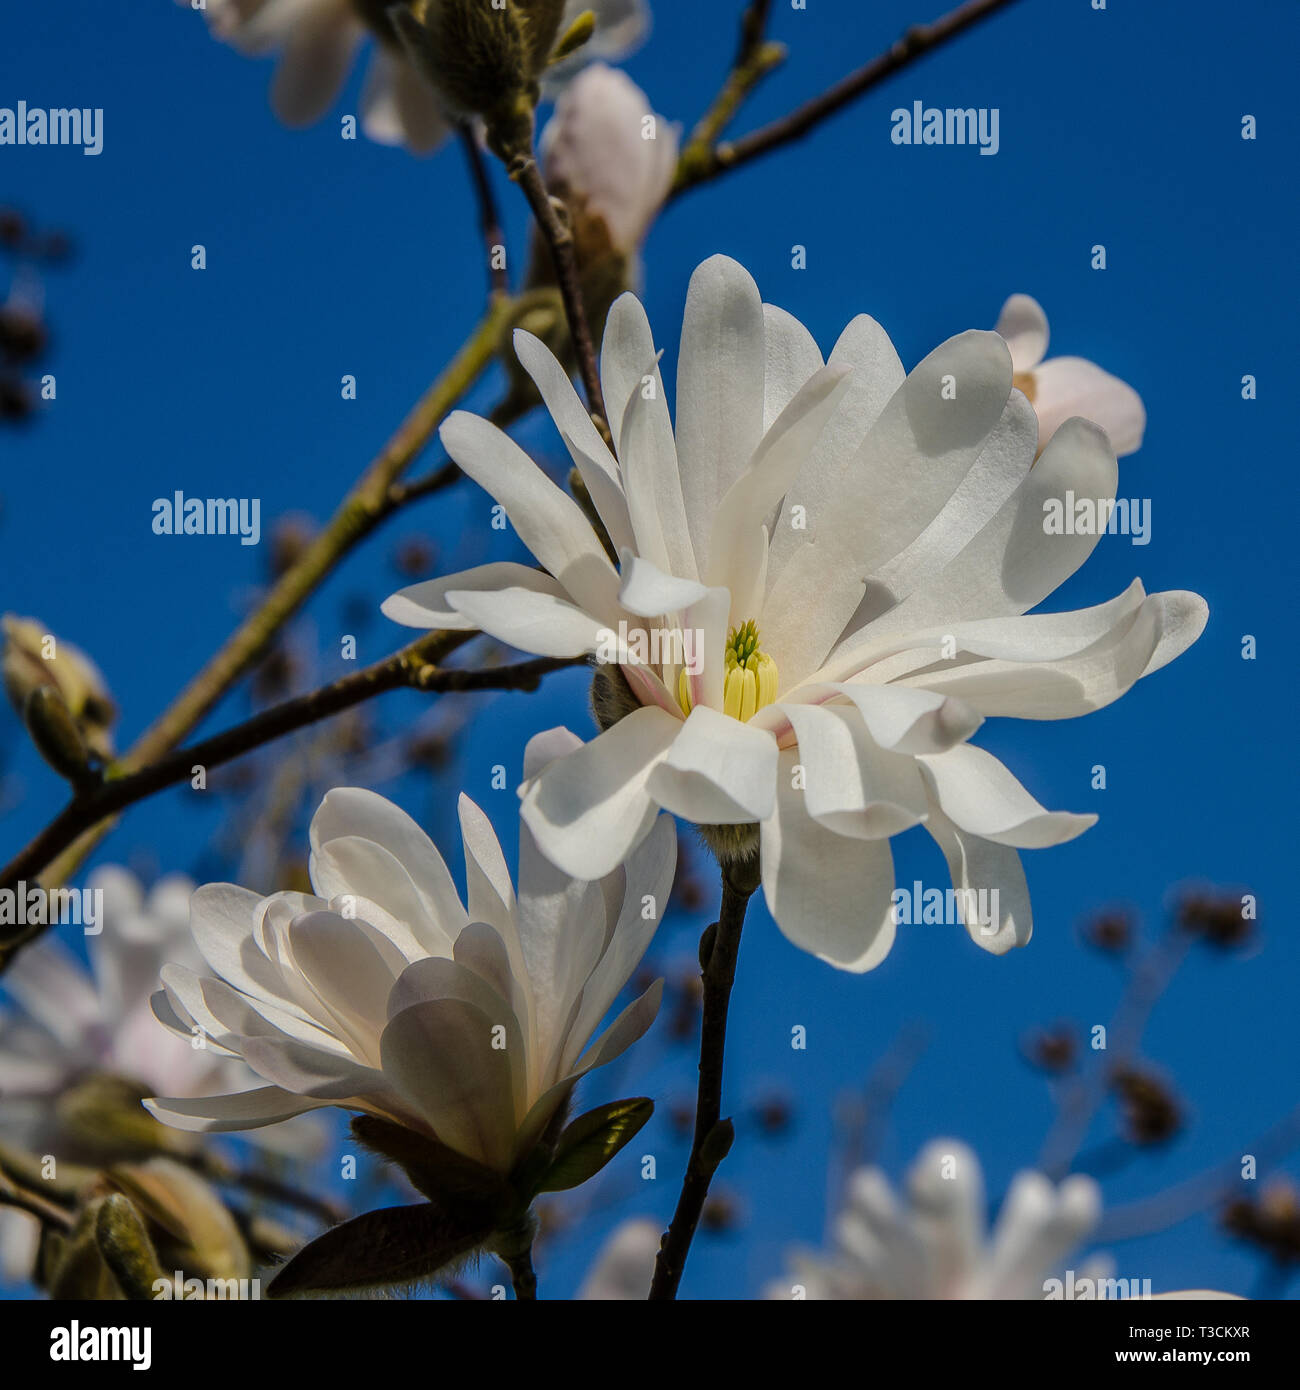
677 619 779 722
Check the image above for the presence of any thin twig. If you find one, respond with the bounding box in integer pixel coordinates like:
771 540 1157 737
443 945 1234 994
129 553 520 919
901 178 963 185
508 154 609 444
0 1164 74 1231
672 0 1023 197
0 640 585 962
194 1152 346 1228
649 856 759 1299
1096 1103 1300 1244
459 125 509 299
1037 929 1192 1179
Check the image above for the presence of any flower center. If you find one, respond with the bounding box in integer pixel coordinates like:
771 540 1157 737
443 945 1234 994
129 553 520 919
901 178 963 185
677 619 778 722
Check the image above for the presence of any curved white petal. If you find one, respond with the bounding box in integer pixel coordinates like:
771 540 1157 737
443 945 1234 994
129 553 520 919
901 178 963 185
918 745 1096 849
1031 356 1146 457
382 562 572 631
646 705 778 824
995 293 1048 373
760 751 898 972
519 705 680 878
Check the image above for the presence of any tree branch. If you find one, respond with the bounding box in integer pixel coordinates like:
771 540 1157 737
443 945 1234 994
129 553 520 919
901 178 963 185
672 0 1023 197
0 635 586 964
459 124 509 300
508 154 610 445
649 856 759 1299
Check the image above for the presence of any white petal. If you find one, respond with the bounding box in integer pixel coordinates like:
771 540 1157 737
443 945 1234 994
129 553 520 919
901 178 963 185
269 0 360 127
707 363 852 624
513 329 635 554
1031 356 1146 456
144 1086 332 1133
763 330 1013 682
778 703 927 839
519 705 680 878
445 585 609 657
646 706 778 824
922 807 1033 954
674 255 766 571
380 999 518 1170
439 410 621 622
309 788 468 944
918 745 1095 849
995 293 1048 373
759 750 898 972
359 44 449 154
382 562 572 631
762 302 825 430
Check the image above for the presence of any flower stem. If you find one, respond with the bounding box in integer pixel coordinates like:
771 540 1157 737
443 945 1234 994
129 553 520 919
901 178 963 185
506 1244 537 1301
508 154 610 446
649 855 759 1299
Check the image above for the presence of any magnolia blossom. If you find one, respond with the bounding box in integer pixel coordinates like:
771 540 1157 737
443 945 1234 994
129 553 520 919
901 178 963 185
197 0 648 153
383 255 1206 971
767 1141 1236 1301
0 867 278 1280
577 1216 660 1298
540 63 677 261
995 293 1146 456
0 868 258 1121
145 731 674 1176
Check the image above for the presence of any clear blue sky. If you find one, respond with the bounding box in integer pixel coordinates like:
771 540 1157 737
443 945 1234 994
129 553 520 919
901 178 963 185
2 0 1296 1299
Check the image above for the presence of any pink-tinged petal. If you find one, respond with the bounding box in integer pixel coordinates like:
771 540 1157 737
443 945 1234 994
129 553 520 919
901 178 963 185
1031 357 1146 456
995 293 1049 374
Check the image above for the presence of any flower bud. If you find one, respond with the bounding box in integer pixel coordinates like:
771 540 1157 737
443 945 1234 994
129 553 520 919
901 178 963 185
3 614 117 760
23 685 95 786
390 0 569 157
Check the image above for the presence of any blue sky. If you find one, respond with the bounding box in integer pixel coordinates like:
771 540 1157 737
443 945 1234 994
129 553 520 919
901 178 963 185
2 0 1297 1299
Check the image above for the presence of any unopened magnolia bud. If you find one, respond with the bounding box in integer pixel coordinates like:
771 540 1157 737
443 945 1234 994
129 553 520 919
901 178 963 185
23 685 95 785
108 1159 250 1283
56 1073 197 1165
390 0 566 157
94 1193 166 1301
3 614 117 759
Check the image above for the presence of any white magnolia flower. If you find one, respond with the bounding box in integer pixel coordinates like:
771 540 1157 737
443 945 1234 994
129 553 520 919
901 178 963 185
383 254 1206 971
540 63 677 260
145 730 674 1177
0 868 255 1117
995 293 1146 456
767 1141 1237 1300
196 0 648 153
0 867 277 1281
577 1216 660 1298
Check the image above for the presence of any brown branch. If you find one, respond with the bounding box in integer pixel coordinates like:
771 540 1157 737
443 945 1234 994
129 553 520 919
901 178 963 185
0 635 585 964
459 124 509 299
508 154 610 445
671 0 1023 197
649 856 759 1299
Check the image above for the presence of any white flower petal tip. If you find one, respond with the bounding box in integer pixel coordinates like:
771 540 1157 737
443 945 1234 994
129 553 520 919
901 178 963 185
143 784 674 1177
